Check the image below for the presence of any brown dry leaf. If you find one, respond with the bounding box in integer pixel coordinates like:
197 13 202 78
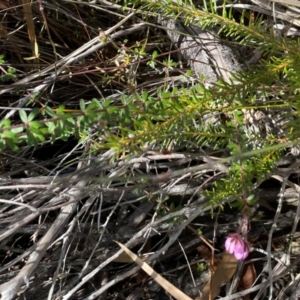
196 252 238 300
115 241 193 300
239 262 256 300
197 245 214 262
196 244 219 274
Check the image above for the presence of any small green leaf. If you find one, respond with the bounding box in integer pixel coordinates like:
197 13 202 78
6 139 19 152
26 130 38 146
32 131 45 142
29 125 42 134
29 121 42 129
246 194 258 206
19 109 28 123
79 99 86 111
11 127 23 134
57 105 65 115
107 106 119 114
28 108 39 122
0 118 11 128
103 99 111 108
45 106 56 117
46 122 56 134
87 99 101 110
0 141 5 152
152 50 158 59
2 130 17 140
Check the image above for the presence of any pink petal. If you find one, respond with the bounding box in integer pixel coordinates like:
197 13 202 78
234 251 245 260
225 236 233 252
224 234 249 260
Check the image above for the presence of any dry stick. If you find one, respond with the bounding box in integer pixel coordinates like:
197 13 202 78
0 140 93 300
4 148 296 192
37 0 58 64
0 198 39 212
0 190 37 216
271 0 300 8
2 12 138 119
257 251 298 298
116 241 193 300
178 240 200 298
0 190 52 230
47 217 78 300
1 155 228 189
1 11 135 95
0 210 42 242
254 175 300 299
62 196 210 299
0 184 57 190
0 182 90 300
5 23 145 120
84 206 211 300
266 175 287 300
0 243 38 274
224 3 300 27
79 190 125 278
280 272 300 300
218 271 291 300
276 190 300 298
57 161 294 299
22 0 39 65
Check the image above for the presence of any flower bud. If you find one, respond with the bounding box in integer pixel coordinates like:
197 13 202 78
225 234 250 260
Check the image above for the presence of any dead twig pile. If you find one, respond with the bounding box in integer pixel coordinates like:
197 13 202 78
1 0 300 299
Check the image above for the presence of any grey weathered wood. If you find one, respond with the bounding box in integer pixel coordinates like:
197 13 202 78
158 17 241 84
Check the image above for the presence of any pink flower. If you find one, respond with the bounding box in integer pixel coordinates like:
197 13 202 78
225 234 250 260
